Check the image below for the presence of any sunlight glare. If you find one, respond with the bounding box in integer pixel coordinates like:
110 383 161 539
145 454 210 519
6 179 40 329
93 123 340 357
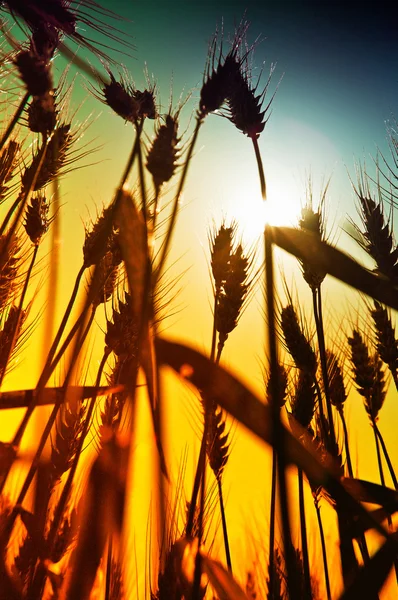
225 176 303 245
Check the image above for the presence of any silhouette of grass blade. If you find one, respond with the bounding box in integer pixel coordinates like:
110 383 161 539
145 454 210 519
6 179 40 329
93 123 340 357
339 540 396 600
270 227 398 310
0 385 124 409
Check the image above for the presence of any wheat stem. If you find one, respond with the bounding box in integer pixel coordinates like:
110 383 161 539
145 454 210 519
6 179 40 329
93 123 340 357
47 350 110 553
298 468 311 596
0 245 38 389
0 92 30 153
0 141 48 241
42 179 61 371
154 116 203 285
12 310 96 508
210 293 219 363
264 227 298 600
267 447 277 597
372 423 398 583
315 503 332 600
312 287 337 448
193 417 208 600
217 477 232 572
339 409 354 478
374 422 398 490
104 537 113 600
136 122 148 225
251 135 266 200
10 265 86 450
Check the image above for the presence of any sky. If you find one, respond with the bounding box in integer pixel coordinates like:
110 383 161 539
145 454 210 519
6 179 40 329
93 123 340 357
2 1 398 596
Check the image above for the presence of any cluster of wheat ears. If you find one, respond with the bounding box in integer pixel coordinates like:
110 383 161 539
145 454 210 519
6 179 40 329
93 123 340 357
0 1 397 599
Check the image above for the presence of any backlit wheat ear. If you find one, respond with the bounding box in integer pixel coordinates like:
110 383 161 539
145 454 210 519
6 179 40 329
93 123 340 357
210 221 235 293
91 251 120 307
14 527 36 594
327 351 347 413
30 24 60 61
348 329 386 422
50 508 78 564
27 92 57 135
99 69 157 124
327 350 353 479
146 110 181 197
21 123 73 191
83 205 114 268
0 233 21 311
198 23 245 119
371 300 398 387
101 358 128 429
105 292 139 359
3 0 134 62
266 362 288 407
216 243 251 356
14 46 53 98
50 404 86 486
0 305 27 380
24 194 50 245
290 370 316 430
298 195 327 290
207 405 229 480
280 305 317 376
353 170 398 284
0 140 20 203
100 71 139 123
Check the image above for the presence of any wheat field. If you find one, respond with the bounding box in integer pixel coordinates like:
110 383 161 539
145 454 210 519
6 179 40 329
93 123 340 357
0 2 397 599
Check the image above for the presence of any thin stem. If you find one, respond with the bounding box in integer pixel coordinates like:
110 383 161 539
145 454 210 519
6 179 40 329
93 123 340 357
374 422 398 490
186 417 207 538
13 309 96 509
298 468 311 596
193 436 206 600
264 228 298 600
210 293 219 363
217 477 232 572
11 264 86 447
340 411 372 566
154 116 203 286
0 244 38 389
0 193 22 236
104 538 113 600
312 287 337 449
373 424 386 488
187 319 224 537
38 264 86 388
339 409 354 479
119 122 143 190
373 423 398 584
251 135 266 200
0 92 30 153
1 142 48 248
47 350 110 552
267 447 277 598
42 177 61 371
29 349 109 598
315 503 332 600
136 123 148 226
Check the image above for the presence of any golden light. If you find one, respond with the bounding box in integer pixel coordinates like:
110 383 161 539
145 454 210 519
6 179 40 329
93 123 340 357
224 174 304 245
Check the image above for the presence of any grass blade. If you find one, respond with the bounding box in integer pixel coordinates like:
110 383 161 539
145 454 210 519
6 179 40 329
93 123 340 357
270 227 398 310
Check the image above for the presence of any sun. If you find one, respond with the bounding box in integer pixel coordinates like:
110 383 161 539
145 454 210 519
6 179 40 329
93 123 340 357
224 175 304 245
